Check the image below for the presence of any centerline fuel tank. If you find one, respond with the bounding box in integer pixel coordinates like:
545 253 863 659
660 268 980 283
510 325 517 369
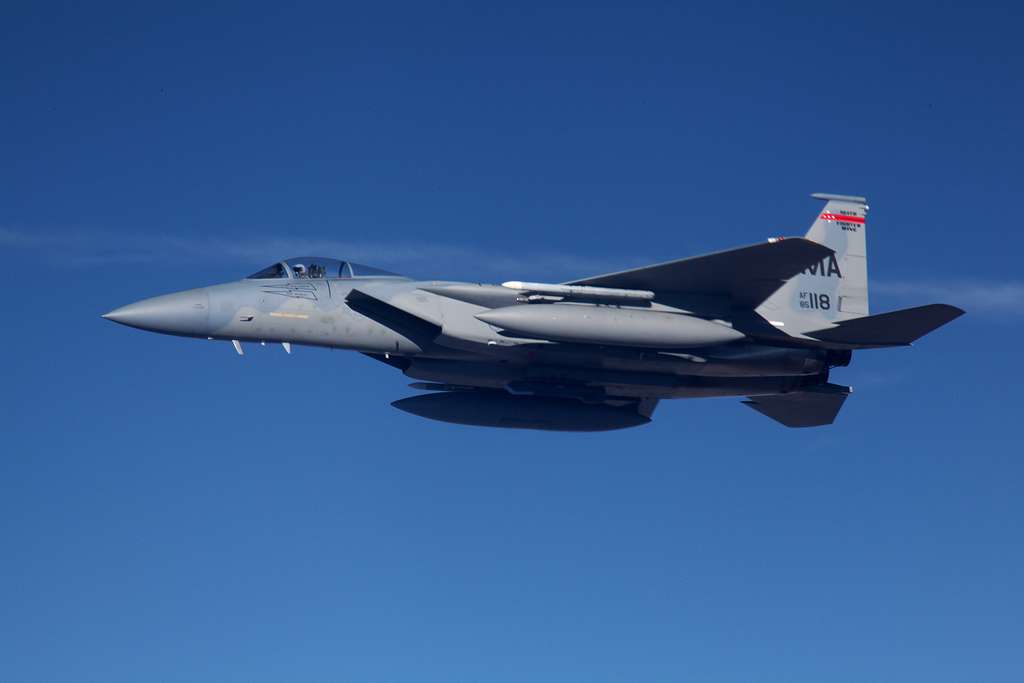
392 391 653 431
476 304 745 349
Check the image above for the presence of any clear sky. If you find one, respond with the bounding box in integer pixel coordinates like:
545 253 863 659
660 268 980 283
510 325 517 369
2 2 1022 681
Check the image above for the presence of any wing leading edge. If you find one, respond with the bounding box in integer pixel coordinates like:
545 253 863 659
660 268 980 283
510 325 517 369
567 238 834 307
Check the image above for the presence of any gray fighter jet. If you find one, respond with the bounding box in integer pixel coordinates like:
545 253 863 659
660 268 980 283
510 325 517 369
103 194 963 430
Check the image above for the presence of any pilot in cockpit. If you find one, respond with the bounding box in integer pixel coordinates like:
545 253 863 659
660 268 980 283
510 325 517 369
292 264 307 278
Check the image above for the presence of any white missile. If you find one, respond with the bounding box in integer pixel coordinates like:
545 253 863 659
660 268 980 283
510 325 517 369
501 281 655 302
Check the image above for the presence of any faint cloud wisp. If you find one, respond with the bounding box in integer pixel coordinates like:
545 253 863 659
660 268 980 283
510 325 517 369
0 226 632 281
874 279 1024 317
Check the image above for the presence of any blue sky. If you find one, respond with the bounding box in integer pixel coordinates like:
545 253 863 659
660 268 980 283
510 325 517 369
2 2 1022 681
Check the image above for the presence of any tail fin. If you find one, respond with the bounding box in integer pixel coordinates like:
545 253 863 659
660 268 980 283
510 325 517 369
757 193 869 335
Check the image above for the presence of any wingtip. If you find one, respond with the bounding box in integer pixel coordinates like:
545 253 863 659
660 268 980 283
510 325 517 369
766 236 835 253
927 303 967 321
787 236 836 255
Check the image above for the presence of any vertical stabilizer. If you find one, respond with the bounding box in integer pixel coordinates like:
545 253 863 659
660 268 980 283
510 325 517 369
757 193 869 335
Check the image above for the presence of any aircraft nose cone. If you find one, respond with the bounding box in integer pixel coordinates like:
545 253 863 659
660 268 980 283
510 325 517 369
103 288 211 336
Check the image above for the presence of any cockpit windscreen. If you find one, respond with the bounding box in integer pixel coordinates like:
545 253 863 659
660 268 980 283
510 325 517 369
247 262 288 279
246 257 401 280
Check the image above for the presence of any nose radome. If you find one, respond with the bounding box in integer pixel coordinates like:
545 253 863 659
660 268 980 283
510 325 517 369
103 288 211 336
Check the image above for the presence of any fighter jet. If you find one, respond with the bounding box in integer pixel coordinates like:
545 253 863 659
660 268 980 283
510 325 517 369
103 193 963 431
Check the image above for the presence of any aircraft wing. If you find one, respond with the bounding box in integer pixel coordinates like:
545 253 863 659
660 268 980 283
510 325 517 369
566 237 833 307
742 383 851 428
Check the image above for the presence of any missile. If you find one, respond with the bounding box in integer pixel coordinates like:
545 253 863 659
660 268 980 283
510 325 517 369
501 281 655 302
476 304 745 348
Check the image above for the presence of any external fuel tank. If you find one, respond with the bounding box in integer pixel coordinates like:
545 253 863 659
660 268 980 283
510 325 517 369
476 304 745 348
391 391 652 431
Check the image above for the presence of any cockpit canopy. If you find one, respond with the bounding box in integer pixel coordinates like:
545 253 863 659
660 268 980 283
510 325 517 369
247 257 402 280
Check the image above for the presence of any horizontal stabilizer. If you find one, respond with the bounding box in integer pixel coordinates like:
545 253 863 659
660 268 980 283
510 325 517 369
743 383 851 428
567 238 834 306
805 304 964 348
